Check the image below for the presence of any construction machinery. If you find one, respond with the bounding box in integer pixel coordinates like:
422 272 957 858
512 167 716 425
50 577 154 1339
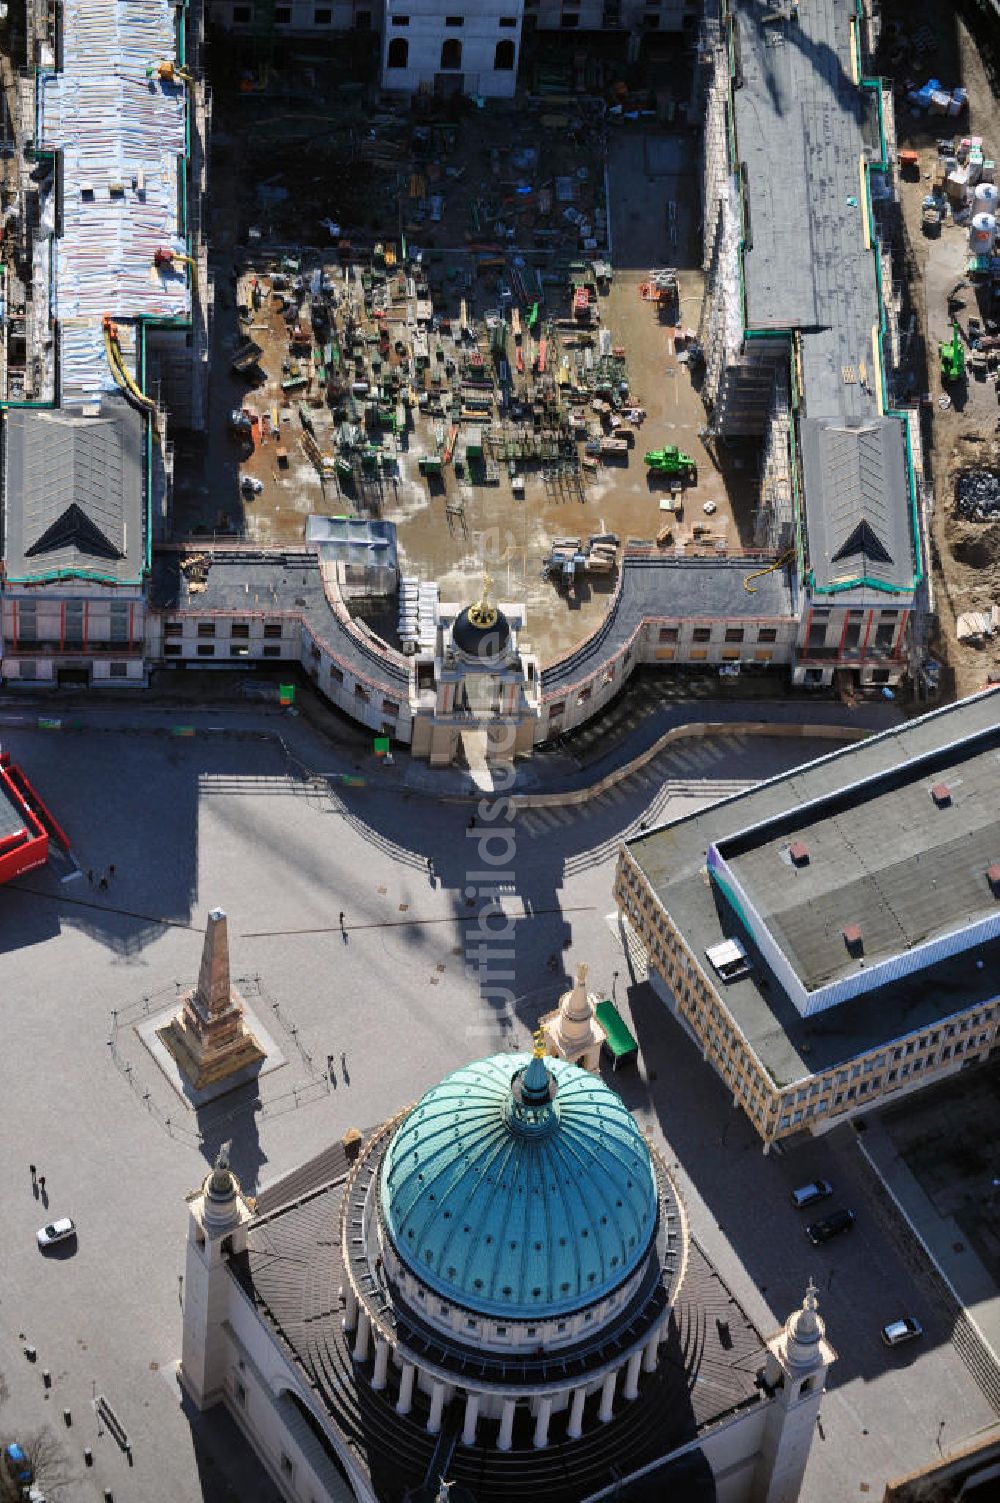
644 446 697 484
146 59 193 86
102 314 159 433
153 245 198 292
939 319 966 383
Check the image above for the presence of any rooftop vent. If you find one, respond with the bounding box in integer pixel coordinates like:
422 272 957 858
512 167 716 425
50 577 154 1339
930 782 952 807
706 937 751 983
789 841 810 868
988 864 1000 897
842 924 864 957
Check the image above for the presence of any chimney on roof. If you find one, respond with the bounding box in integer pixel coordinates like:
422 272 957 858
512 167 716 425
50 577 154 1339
988 864 1000 898
930 782 952 808
842 923 864 957
789 841 810 868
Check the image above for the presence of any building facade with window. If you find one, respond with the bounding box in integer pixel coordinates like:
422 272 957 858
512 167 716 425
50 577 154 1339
615 689 1000 1152
381 0 523 97
181 1048 834 1501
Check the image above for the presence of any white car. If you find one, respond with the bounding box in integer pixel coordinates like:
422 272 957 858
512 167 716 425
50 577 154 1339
702 500 717 515
882 1316 923 1347
36 1217 76 1249
240 475 264 496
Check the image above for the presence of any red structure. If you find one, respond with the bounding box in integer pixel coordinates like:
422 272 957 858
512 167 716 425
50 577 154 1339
0 752 67 884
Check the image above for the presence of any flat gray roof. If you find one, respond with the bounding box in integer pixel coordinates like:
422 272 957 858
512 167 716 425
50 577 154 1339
722 724 1000 992
2 398 144 584
627 690 1000 1086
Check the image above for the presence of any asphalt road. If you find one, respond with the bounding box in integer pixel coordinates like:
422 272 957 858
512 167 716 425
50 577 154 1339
0 705 993 1502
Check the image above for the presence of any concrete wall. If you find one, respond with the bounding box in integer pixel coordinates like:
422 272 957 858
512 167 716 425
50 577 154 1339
220 1269 373 1501
539 611 797 742
147 605 413 741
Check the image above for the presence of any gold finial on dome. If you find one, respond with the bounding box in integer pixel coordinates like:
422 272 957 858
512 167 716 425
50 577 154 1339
532 1028 546 1058
467 571 498 630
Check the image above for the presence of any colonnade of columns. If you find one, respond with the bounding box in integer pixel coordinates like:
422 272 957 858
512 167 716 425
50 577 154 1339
343 1282 667 1450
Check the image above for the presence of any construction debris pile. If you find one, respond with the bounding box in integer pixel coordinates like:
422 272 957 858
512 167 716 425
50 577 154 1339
955 470 1000 521
542 533 621 589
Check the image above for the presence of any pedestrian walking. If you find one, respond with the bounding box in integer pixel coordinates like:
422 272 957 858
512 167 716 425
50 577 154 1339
29 1164 36 1180
340 1051 347 1071
467 815 476 829
339 911 345 929
99 876 108 891
87 870 93 884
427 855 434 874
38 1176 46 1192
108 864 116 880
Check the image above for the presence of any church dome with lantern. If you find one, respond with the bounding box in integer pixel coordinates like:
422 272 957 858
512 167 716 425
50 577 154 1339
379 1051 659 1321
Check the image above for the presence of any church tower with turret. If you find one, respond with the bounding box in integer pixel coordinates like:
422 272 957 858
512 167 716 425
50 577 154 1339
180 1143 253 1409
751 1280 836 1503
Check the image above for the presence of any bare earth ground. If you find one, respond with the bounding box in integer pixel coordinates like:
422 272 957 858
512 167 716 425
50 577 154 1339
886 1 1000 696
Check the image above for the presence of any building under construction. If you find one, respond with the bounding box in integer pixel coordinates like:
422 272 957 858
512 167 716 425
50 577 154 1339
699 0 924 690
0 0 211 687
0 0 925 763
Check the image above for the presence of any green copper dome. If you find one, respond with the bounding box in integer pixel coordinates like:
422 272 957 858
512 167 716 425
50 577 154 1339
379 1053 659 1320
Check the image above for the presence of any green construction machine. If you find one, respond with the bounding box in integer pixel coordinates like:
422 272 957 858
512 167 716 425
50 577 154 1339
644 446 697 484
939 320 966 383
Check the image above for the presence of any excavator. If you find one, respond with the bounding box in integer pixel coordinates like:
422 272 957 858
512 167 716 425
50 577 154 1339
102 314 159 435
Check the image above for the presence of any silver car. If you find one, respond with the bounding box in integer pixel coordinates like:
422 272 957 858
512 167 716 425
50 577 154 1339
791 1179 833 1210
881 1316 923 1347
36 1217 76 1249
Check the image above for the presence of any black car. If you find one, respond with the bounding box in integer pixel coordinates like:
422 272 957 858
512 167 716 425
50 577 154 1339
806 1208 855 1246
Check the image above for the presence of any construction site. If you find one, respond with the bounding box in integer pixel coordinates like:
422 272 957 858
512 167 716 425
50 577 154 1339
171 31 740 664
1 0 997 758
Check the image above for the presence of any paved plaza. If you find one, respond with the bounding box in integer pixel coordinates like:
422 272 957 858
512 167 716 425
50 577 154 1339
0 703 995 1501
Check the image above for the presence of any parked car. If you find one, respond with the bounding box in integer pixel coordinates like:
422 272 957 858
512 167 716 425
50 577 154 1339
3 1443 33 1486
36 1217 76 1249
806 1208 855 1246
791 1179 833 1210
240 475 264 496
882 1316 923 1347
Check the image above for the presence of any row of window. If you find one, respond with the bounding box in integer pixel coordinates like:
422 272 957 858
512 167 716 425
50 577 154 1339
392 13 518 26
164 621 284 639
13 661 133 679
659 625 780 645
616 860 776 1125
387 38 516 69
777 1036 993 1129
163 644 284 659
